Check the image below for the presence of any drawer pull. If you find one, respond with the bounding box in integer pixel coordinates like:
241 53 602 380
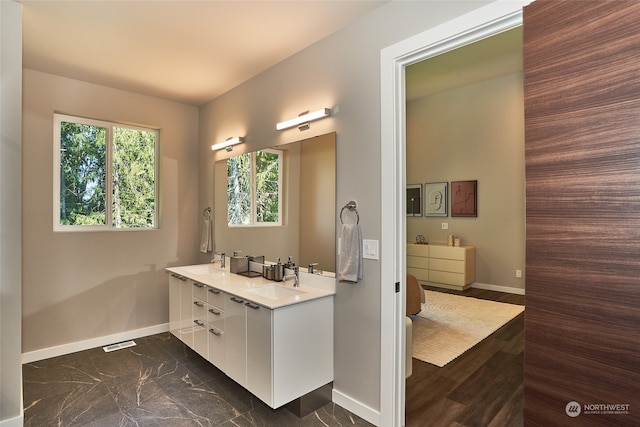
193 301 204 307
208 308 221 316
245 302 260 310
193 320 204 326
173 275 187 281
209 328 222 336
208 288 220 295
230 297 244 304
193 282 204 288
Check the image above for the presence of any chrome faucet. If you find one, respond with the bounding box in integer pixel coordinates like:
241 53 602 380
308 263 318 274
211 252 225 268
283 266 299 287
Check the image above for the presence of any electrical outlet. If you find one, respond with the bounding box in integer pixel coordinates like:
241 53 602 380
516 269 522 278
441 222 449 230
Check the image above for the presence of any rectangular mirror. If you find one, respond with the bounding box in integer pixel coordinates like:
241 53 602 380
213 132 336 272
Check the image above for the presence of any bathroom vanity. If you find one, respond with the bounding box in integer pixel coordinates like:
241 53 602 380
166 263 335 409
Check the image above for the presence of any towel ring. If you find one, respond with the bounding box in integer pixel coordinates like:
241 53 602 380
203 207 211 218
340 200 359 224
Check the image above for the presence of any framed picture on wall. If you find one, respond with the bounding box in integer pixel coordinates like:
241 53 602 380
406 184 422 216
424 182 448 217
451 180 477 217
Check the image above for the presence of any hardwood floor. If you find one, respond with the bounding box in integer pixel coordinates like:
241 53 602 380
405 286 525 427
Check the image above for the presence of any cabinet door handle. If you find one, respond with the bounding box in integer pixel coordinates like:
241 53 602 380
209 328 222 336
193 301 204 307
208 308 221 315
208 288 220 295
245 302 260 310
193 282 204 288
230 297 244 304
176 275 187 281
193 320 204 326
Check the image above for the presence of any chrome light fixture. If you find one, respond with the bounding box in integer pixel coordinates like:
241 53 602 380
211 136 244 152
276 108 331 131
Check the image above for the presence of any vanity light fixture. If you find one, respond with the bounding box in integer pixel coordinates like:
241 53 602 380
211 136 244 152
276 108 331 131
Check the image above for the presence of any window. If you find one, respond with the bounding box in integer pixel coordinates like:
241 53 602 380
227 149 282 226
54 114 158 230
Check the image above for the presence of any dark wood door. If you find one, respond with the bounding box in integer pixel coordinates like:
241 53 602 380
524 0 640 425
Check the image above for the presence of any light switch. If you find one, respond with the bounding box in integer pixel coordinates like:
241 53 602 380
363 239 379 260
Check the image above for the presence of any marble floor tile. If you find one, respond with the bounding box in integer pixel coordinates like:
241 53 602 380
23 333 373 426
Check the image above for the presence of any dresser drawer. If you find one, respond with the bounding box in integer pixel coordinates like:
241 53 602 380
407 255 429 269
429 270 467 286
407 267 429 282
429 258 465 274
407 244 430 257
429 245 468 260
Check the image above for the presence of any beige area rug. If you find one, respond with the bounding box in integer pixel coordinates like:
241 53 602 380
412 290 524 367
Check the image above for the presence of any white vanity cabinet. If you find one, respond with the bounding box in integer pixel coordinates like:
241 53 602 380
245 301 272 403
165 265 335 409
169 273 194 348
206 287 226 370
225 295 248 386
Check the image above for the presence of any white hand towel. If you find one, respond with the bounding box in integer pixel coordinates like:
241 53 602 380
200 216 213 253
338 223 363 283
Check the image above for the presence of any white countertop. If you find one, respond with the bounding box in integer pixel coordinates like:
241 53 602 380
166 263 335 309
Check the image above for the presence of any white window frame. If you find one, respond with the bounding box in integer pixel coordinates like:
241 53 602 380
53 113 159 232
227 148 283 227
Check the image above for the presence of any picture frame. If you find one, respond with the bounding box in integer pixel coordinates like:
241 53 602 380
406 184 423 216
424 182 448 217
451 180 477 217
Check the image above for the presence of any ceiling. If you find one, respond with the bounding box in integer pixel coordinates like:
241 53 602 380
22 0 387 106
406 26 523 101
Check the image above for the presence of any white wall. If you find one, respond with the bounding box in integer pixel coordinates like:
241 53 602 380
21 69 199 355
0 1 24 424
197 0 493 419
407 72 525 291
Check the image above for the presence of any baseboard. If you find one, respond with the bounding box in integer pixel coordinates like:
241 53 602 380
0 414 23 427
21 323 170 364
332 388 380 426
471 282 525 295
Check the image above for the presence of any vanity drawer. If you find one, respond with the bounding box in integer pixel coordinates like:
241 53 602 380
192 281 207 300
207 286 225 309
207 305 226 331
193 298 207 319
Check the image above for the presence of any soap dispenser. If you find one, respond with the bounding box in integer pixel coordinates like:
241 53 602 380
285 256 295 269
274 257 284 282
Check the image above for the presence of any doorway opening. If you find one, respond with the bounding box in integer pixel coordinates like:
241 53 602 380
379 3 528 425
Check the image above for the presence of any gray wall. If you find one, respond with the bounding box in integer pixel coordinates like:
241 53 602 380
21 69 199 354
197 0 492 415
1 1 23 424
407 72 525 291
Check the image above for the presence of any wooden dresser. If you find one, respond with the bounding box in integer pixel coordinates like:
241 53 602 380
407 243 475 291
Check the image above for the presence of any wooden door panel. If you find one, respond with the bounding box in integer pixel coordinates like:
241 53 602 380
524 1 640 425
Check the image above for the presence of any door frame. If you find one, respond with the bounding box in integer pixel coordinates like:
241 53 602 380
379 1 530 425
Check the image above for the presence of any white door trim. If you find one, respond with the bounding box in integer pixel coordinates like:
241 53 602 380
379 1 529 425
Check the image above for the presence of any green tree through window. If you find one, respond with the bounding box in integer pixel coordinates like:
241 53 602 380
227 149 281 226
55 114 158 230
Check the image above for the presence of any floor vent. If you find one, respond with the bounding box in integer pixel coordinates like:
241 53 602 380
103 340 137 353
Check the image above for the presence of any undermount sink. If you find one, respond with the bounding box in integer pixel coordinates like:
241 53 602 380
181 264 224 275
243 284 305 301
